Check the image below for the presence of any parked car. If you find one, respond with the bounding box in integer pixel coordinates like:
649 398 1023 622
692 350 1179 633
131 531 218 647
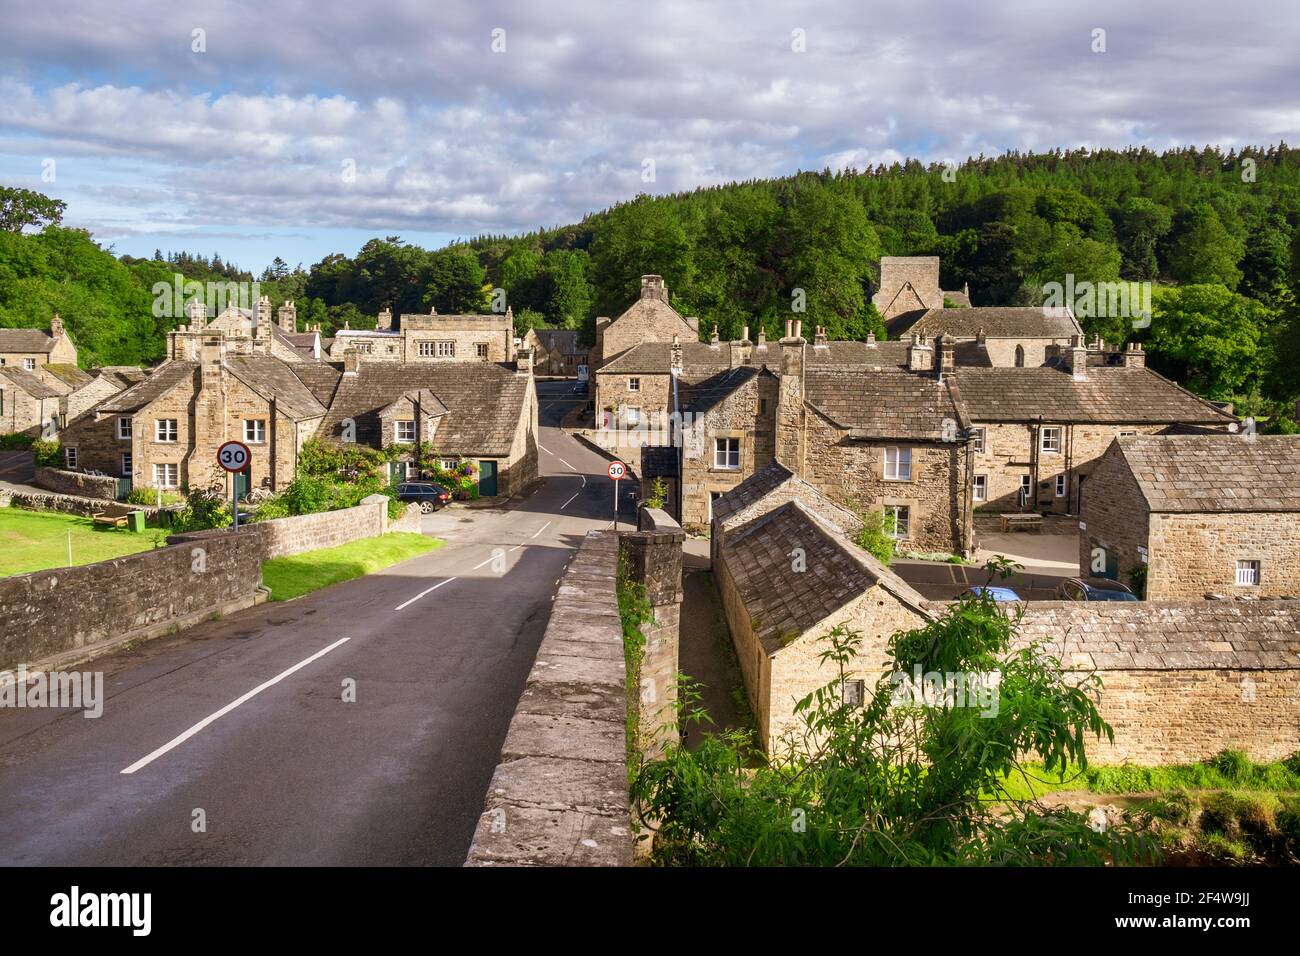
961 585 1022 602
1054 576 1139 601
395 481 453 513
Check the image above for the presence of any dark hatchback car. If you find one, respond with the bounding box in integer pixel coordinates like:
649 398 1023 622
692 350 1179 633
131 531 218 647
1054 576 1139 601
395 481 453 513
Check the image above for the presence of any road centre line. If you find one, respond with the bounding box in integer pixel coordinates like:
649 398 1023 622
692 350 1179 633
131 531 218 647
120 637 351 775
394 576 457 611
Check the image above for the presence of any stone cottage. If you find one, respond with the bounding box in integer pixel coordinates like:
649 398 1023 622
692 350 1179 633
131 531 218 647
523 328 588 378
1078 434 1300 599
327 306 516 365
0 313 78 370
592 274 699 371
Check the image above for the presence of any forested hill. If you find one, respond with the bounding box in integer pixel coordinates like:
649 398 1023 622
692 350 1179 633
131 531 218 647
1 144 1298 424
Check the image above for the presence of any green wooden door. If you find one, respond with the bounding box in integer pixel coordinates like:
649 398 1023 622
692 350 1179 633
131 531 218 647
234 469 250 500
478 460 498 496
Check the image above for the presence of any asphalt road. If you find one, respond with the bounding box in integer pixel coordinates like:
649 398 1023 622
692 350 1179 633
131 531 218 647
0 381 627 866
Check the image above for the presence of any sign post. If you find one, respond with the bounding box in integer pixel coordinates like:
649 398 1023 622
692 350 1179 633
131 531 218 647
607 460 626 530
217 440 252 530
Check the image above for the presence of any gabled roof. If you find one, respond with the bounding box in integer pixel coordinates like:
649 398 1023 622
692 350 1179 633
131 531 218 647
319 363 530 457
805 367 966 441
0 328 56 353
529 329 583 353
888 306 1082 340
1112 434 1300 513
288 362 343 407
96 361 195 413
1016 601 1300 669
39 363 93 390
224 355 328 422
679 366 762 414
0 366 64 399
379 387 450 420
720 499 930 654
952 365 1236 425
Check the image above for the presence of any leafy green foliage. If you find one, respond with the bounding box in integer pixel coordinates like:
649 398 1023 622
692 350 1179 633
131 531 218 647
643 476 668 510
0 186 65 232
30 439 60 467
171 484 232 533
853 509 896 565
125 485 183 506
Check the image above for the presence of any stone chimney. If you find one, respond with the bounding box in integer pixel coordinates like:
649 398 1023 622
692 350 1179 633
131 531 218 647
376 306 392 331
776 325 806 475
741 324 751 344
199 333 225 391
866 330 876 347
670 335 683 375
50 312 64 338
936 333 955 374
813 325 829 347
709 324 720 346
1066 334 1088 381
516 346 534 376
729 334 751 368
908 333 933 372
256 295 273 343
343 349 361 375
186 297 207 330
278 300 297 333
756 327 767 348
976 327 987 348
640 275 668 302
1123 341 1146 368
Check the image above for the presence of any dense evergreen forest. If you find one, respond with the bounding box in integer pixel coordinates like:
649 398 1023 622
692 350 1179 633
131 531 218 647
2 144 1298 425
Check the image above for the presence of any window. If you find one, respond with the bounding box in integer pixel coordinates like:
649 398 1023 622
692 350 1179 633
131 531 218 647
0 357 5 365
244 419 266 443
1118 430 1137 438
395 420 417 444
884 446 912 481
117 417 132 440
1014 345 1025 367
153 463 179 488
885 504 910 539
437 341 455 358
1040 427 1062 453
121 453 133 478
356 342 373 354
1236 560 1261 586
841 679 865 708
476 343 488 358
972 474 987 502
64 446 78 469
23 358 36 371
1055 474 1067 497
155 419 177 443
628 377 641 393
1019 475 1032 507
418 341 435 357
714 437 740 470
971 427 986 453
0 389 4 413
625 406 642 426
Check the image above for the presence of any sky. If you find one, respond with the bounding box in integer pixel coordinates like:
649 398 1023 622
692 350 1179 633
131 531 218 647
1 0 1298 273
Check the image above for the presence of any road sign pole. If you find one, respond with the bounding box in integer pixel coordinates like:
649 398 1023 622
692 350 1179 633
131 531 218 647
612 476 618 531
231 471 238 531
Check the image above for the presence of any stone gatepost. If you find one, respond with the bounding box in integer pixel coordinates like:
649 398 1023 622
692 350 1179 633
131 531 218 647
621 507 685 760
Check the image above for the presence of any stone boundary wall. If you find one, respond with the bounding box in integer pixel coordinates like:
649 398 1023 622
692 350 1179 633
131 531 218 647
465 531 635 866
627 507 685 758
34 466 119 500
1 487 161 519
0 532 264 671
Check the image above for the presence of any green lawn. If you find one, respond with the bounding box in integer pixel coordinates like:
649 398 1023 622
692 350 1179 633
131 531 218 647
260 532 443 601
993 752 1300 801
0 507 160 576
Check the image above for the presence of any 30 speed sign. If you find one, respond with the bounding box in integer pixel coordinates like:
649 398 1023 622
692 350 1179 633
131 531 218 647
217 440 251 472
607 460 626 481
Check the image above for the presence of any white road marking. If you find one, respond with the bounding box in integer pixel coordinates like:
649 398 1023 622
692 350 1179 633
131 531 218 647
393 576 457 611
120 637 351 775
539 443 552 455
561 473 587 510
531 521 552 539
557 458 573 470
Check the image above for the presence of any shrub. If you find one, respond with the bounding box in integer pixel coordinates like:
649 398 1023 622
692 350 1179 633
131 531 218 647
0 433 34 450
1211 748 1252 783
1144 789 1196 826
854 510 896 565
30 438 60 467
643 476 668 510
172 484 232 533
126 485 183 506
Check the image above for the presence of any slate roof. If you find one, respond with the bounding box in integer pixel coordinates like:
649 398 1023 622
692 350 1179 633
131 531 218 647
39 363 92 389
0 366 64 399
598 341 723 375
805 367 966 440
225 355 328 422
1015 601 1300 670
941 289 972 308
0 328 56 353
1113 435 1300 513
97 361 196 412
600 338 924 377
530 329 584 354
721 500 928 655
287 362 343 407
711 461 797 523
319 363 530 457
679 366 761 414
888 306 1082 339
951 366 1236 424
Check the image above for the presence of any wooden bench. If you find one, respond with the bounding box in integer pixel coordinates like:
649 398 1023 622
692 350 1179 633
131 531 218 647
1000 513 1043 533
91 503 140 528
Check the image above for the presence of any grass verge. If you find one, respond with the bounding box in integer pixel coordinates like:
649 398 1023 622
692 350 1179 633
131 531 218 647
0 506 160 576
260 532 443 601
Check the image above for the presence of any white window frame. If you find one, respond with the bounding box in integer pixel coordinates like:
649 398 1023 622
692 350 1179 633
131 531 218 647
628 377 641 393
971 427 986 454
436 341 455 358
1055 474 1067 497
1118 430 1137 438
64 446 78 470
883 446 912 481
1235 560 1261 586
117 416 132 440
1040 427 1062 453
23 358 36 371
885 504 910 540
155 419 178 443
244 419 266 444
476 342 489 358
972 474 987 502
153 462 179 488
121 452 133 478
625 406 642 426
394 420 417 444
418 341 435 357
1019 474 1032 507
714 436 740 470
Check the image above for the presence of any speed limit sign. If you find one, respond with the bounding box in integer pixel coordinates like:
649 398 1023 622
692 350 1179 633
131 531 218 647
607 460 626 481
217 440 251 473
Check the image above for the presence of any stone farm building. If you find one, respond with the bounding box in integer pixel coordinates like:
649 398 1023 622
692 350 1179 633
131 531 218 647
1079 434 1300 599
523 327 589 377
0 313 79 370
59 300 538 498
326 306 516 365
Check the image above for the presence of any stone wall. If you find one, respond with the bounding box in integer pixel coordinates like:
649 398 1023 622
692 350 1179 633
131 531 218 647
2 488 160 518
1078 440 1152 588
186 494 402 561
0 531 264 670
33 466 119 500
624 509 685 758
1146 511 1300 599
465 531 634 866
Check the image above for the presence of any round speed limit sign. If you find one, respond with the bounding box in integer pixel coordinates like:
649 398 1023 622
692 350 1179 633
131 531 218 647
217 440 251 473
607 460 627 481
